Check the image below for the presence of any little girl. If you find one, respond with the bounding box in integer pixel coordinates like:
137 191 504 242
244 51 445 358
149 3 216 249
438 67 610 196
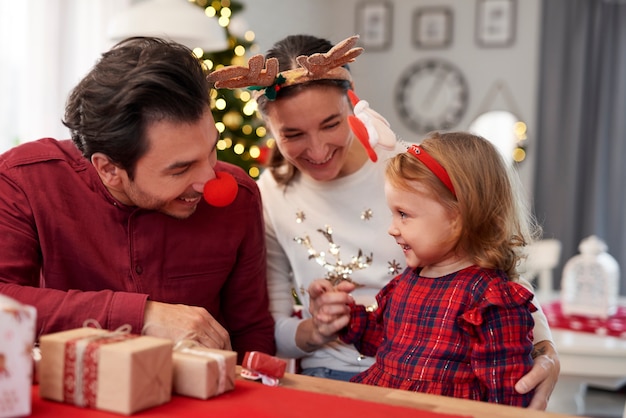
309 131 540 407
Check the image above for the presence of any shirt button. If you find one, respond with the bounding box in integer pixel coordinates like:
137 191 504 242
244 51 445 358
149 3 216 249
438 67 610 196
135 265 143 275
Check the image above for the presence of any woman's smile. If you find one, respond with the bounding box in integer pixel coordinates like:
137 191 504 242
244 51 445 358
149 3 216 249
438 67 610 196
301 149 336 166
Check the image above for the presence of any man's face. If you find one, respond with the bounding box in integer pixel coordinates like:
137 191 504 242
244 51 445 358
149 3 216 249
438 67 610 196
120 109 219 219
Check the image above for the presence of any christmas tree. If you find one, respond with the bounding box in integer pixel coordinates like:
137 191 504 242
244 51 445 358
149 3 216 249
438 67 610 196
193 0 269 179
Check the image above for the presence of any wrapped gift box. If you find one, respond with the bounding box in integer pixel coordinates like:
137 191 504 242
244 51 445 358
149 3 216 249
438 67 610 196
240 351 287 386
172 343 236 399
0 294 37 418
39 327 173 415
242 351 287 379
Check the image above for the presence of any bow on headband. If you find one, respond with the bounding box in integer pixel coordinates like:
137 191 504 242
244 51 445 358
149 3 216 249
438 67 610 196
407 144 456 197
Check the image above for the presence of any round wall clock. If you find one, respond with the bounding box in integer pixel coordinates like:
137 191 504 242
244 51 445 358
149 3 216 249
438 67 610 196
395 58 469 134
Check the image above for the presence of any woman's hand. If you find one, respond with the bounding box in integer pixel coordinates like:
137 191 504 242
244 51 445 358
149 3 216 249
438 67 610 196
515 340 560 410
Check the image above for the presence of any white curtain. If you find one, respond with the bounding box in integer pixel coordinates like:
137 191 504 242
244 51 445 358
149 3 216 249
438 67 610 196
0 0 130 152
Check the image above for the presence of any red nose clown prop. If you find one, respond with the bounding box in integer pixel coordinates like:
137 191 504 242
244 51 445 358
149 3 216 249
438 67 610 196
203 171 238 207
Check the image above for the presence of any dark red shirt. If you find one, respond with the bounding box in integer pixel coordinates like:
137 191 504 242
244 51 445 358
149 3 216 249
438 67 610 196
0 138 275 361
341 266 535 406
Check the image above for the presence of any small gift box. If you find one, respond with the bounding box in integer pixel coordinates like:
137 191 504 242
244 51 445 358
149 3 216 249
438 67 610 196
0 294 37 418
39 327 173 415
172 341 236 399
241 351 287 386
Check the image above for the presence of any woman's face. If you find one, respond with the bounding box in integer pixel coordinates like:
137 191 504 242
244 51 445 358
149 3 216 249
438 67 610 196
263 86 365 182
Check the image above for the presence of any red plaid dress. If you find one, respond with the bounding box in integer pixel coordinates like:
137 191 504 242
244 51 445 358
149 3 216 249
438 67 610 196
340 265 536 407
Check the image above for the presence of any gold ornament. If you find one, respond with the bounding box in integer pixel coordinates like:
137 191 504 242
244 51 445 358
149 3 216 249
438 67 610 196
222 110 243 130
294 225 372 286
388 259 402 275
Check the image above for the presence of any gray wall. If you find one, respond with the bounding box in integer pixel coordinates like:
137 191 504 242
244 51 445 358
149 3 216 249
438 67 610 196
240 0 542 195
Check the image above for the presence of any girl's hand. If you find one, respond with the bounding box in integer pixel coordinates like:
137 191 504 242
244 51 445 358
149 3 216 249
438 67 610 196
308 279 356 337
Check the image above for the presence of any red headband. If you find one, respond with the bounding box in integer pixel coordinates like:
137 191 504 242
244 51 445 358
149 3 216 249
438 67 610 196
407 144 456 197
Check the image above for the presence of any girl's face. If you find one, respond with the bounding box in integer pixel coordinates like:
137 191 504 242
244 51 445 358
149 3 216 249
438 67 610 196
385 179 465 276
263 86 366 182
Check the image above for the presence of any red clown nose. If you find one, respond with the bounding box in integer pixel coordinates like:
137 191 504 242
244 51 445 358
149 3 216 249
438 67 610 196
203 171 238 207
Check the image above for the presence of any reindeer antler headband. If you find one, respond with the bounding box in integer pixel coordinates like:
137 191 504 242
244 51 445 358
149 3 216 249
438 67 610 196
207 35 364 100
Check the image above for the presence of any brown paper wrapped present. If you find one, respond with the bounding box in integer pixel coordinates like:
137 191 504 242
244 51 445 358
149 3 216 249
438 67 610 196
39 327 173 415
172 341 236 399
0 294 37 418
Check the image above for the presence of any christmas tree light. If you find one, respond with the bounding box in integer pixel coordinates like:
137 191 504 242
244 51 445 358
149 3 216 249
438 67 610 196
195 0 270 179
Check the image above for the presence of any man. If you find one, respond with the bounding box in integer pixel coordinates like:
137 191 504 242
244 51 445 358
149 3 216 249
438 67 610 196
0 37 275 362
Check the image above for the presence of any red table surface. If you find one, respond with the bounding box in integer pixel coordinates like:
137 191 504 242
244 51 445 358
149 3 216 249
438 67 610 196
31 379 469 418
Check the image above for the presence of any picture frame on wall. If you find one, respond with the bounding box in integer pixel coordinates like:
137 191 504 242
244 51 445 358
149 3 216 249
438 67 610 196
413 7 453 49
355 0 393 51
475 0 516 48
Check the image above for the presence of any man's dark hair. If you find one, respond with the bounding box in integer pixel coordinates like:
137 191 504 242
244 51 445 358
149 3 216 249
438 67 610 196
63 37 210 179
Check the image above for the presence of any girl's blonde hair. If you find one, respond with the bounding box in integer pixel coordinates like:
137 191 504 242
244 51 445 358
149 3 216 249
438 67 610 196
385 131 542 280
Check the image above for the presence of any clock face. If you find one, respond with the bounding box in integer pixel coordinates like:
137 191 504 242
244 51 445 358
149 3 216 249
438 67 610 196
395 59 469 134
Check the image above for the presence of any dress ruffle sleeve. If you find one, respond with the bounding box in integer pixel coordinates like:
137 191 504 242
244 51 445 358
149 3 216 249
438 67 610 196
459 280 537 328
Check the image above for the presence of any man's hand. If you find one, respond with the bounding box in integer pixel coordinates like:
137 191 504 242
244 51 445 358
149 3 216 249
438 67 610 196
142 301 232 350
515 340 560 410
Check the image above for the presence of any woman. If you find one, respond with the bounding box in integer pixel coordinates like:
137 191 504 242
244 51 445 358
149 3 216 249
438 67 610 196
208 34 559 410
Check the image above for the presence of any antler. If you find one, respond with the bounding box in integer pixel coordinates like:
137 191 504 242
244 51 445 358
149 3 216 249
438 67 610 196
208 55 279 89
296 35 363 77
207 35 364 91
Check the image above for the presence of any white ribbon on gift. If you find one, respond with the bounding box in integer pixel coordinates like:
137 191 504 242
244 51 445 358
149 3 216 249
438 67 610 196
174 341 227 395
240 367 280 387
